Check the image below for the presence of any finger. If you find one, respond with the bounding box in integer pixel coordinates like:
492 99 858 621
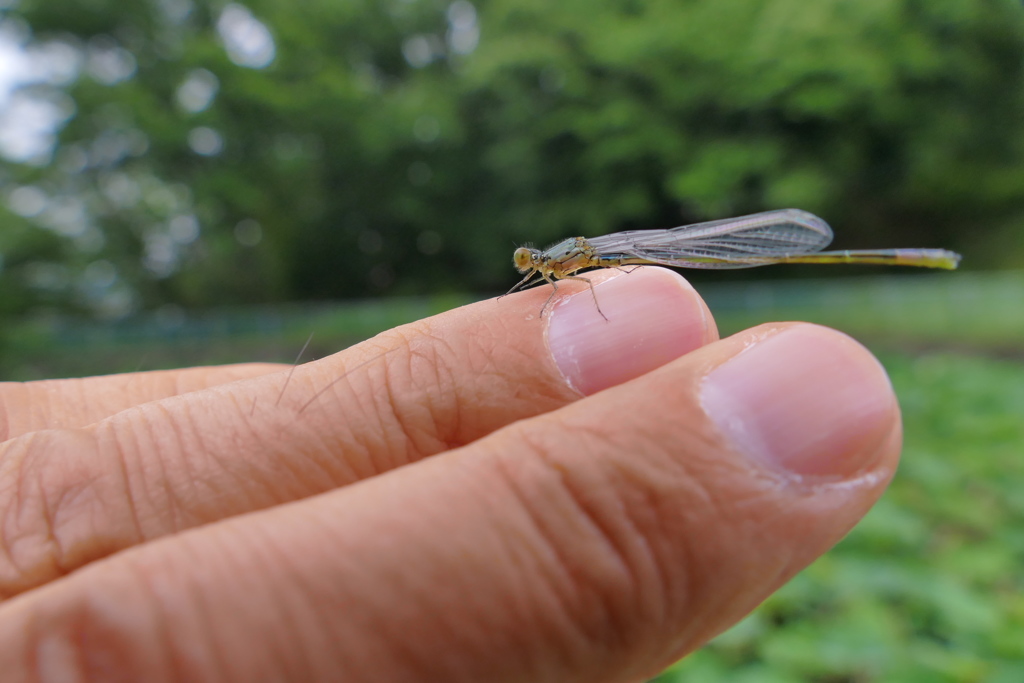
0 363 287 439
0 268 717 597
0 323 900 683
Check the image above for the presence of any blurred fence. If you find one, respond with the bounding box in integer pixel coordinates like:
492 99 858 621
5 270 1023 380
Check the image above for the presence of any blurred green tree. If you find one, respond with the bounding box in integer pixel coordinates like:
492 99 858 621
460 0 1024 262
0 0 1022 319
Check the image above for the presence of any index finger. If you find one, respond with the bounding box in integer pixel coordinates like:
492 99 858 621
0 364 287 440
0 268 716 598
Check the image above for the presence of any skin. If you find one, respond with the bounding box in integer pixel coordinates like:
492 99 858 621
0 267 901 683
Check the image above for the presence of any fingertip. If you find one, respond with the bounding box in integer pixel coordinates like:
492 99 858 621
546 268 718 395
700 323 901 480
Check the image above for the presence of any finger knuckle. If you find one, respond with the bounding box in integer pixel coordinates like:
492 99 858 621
0 428 145 599
494 424 677 654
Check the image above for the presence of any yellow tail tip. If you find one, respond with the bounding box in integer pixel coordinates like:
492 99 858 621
932 250 962 270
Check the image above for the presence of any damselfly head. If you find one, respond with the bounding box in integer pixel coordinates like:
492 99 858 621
513 247 540 273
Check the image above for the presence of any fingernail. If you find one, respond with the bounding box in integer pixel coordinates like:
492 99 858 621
548 268 714 395
700 325 897 478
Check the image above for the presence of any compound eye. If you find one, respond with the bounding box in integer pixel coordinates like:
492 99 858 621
513 247 534 272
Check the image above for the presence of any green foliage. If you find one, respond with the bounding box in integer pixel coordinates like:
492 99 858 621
1 0 1023 321
657 352 1024 682
464 0 1024 249
0 207 66 315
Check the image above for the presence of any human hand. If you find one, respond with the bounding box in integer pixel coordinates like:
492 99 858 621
0 267 900 682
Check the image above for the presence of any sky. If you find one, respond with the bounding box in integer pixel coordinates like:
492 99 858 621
0 28 27 104
0 21 72 163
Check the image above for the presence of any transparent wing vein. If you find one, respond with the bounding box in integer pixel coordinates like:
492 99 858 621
585 208 834 269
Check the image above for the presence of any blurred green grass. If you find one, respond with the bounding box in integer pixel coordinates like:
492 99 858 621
1 293 475 380
703 270 1024 352
5 270 1023 380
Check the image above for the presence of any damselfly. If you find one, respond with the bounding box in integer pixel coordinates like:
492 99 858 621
507 208 961 318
